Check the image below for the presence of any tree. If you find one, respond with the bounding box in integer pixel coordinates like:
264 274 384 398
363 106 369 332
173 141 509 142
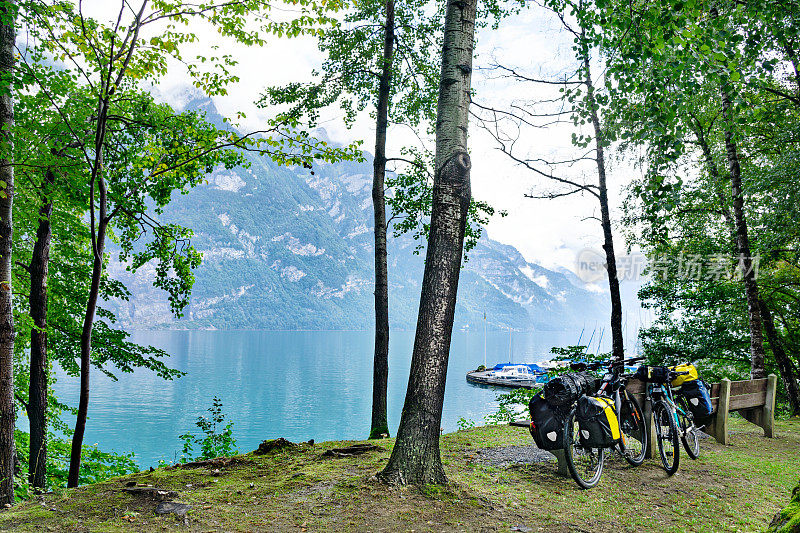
267 0 516 439
25 169 54 491
24 0 355 487
10 72 180 490
720 78 766 379
598 0 800 393
267 0 442 439
760 299 800 416
370 0 394 439
473 0 626 361
0 0 16 506
8 64 89 489
377 0 476 485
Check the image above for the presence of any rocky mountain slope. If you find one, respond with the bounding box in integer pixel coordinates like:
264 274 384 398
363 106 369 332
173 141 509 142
107 97 609 331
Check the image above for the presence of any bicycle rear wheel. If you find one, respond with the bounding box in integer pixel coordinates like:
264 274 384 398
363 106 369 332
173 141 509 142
677 396 700 460
618 393 647 466
654 400 680 475
563 409 605 489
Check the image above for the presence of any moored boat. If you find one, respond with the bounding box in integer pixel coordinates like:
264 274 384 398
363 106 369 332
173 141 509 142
466 363 549 389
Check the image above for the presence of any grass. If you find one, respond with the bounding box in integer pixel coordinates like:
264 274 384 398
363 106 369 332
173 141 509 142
1 416 798 532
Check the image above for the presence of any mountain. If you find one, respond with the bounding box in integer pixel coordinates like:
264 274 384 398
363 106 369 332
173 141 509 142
106 97 609 331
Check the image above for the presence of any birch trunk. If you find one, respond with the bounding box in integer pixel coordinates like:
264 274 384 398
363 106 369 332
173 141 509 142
369 0 394 440
0 0 16 505
378 0 475 485
720 86 766 379
694 122 795 406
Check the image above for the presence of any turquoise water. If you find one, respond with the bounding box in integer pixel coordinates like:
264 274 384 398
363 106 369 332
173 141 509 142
51 329 606 468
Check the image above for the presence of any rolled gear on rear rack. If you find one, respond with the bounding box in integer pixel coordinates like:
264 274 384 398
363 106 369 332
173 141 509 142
667 362 713 423
669 363 699 386
633 365 671 384
543 372 596 407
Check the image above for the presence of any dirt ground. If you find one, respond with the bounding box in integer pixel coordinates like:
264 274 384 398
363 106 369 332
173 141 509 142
1 416 798 532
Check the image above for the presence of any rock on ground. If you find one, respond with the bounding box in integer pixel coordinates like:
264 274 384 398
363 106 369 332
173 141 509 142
154 502 192 517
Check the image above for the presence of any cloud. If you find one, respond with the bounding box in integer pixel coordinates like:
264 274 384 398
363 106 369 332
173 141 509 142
82 0 638 277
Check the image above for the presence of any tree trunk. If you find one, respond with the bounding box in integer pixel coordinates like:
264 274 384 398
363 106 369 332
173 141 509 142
720 86 766 379
691 118 734 237
67 192 107 487
68 90 111 487
759 299 800 416
28 170 55 491
581 38 623 362
378 0 475 485
67 209 107 488
0 0 16 505
369 0 394 441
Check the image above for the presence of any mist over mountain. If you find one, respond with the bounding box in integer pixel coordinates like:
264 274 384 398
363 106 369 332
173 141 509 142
107 97 610 331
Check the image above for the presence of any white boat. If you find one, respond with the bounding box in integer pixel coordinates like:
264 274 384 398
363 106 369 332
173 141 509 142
488 364 537 382
538 360 569 370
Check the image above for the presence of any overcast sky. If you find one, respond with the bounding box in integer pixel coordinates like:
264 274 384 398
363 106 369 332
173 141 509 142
82 1 647 286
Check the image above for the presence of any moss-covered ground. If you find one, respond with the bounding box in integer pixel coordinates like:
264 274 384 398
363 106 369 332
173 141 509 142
1 416 798 532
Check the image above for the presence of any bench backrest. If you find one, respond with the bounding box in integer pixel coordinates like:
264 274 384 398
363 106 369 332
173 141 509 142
625 377 769 413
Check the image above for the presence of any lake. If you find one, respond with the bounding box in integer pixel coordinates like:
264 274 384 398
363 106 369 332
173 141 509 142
51 329 610 468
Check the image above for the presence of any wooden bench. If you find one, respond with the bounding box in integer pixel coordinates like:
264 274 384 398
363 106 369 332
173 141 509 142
510 374 778 463
625 374 777 454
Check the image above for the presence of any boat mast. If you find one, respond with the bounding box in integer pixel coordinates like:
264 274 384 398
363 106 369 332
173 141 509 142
582 325 597 358
508 327 512 363
483 310 487 369
595 327 605 356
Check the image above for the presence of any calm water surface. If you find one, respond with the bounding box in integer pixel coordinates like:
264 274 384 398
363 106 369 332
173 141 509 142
51 329 608 467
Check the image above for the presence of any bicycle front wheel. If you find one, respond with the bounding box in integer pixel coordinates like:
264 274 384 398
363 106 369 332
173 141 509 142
563 409 605 489
618 393 647 466
653 400 680 475
677 396 700 460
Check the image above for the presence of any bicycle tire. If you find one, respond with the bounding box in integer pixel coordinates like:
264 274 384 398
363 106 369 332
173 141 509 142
563 408 605 489
653 400 680 475
618 393 647 466
676 396 700 460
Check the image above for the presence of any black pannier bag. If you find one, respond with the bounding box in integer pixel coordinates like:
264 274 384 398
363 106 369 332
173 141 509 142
680 379 713 422
633 365 671 384
575 395 622 448
544 372 596 406
528 392 567 450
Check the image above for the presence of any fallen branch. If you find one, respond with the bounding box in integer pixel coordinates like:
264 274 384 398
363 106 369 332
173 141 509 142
122 486 179 501
171 456 247 469
321 444 382 458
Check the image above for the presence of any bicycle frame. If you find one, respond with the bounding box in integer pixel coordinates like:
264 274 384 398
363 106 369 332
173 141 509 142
646 382 690 427
593 359 645 453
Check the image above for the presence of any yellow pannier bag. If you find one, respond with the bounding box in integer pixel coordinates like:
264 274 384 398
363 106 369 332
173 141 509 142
576 396 621 448
669 363 698 386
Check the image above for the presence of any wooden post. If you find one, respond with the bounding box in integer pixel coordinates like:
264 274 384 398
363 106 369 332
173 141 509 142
714 378 731 445
552 448 569 477
642 395 657 459
763 374 777 438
